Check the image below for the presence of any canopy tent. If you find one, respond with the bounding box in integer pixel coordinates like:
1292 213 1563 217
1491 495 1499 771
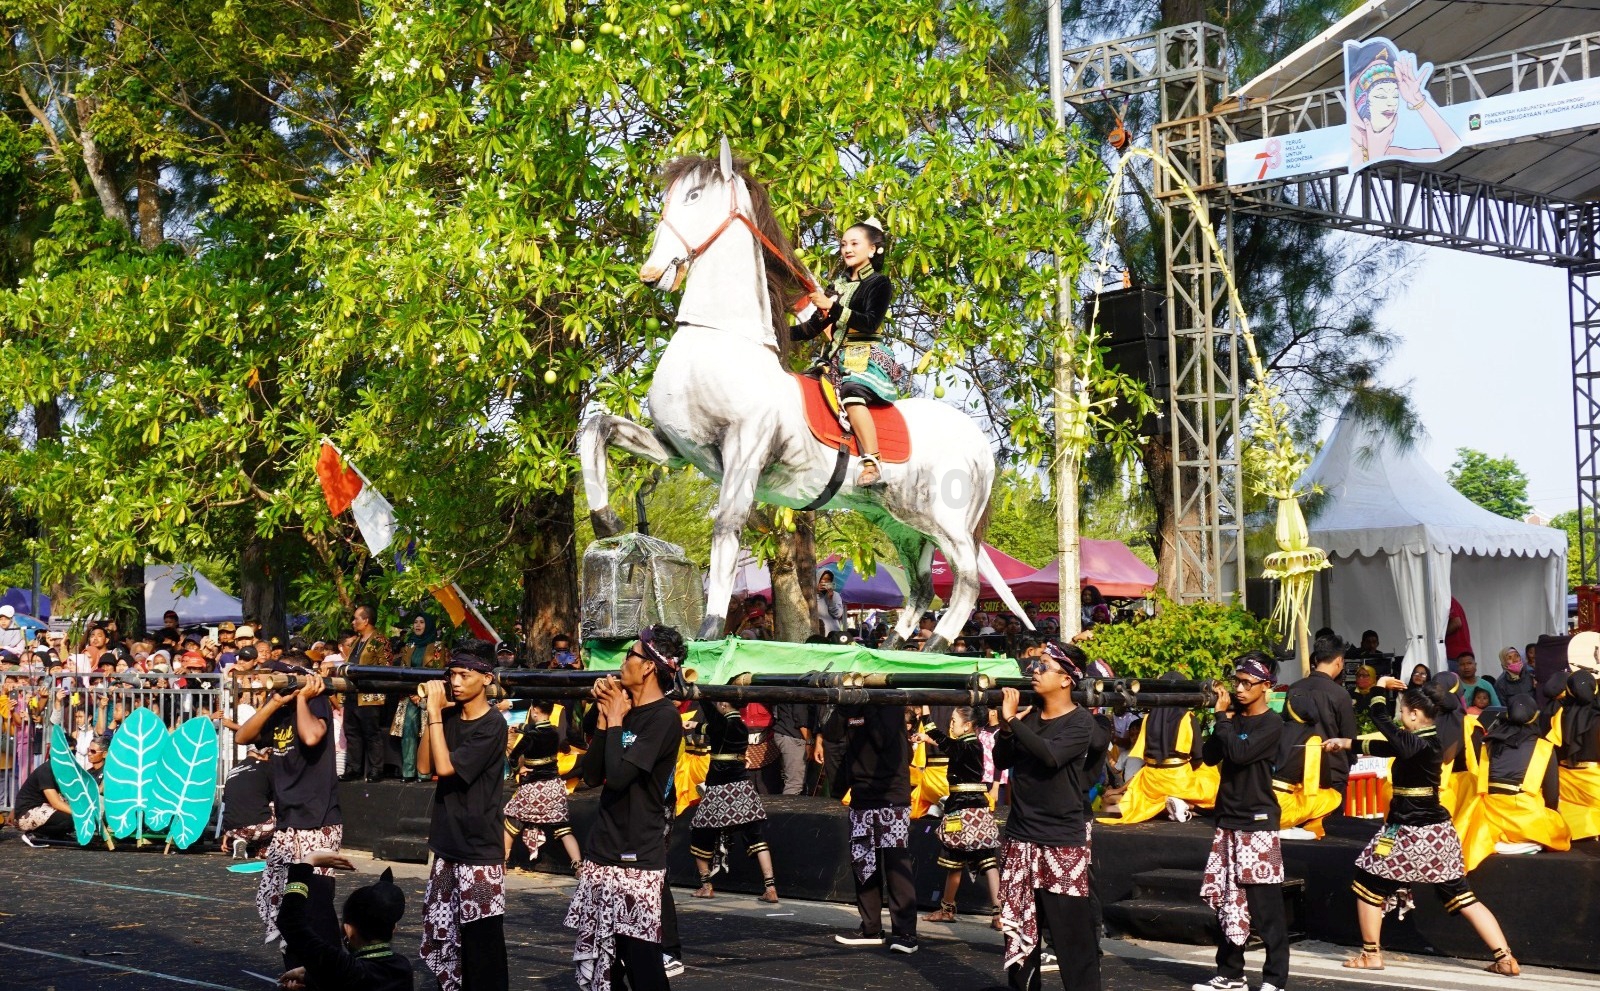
1008 539 1159 601
1 587 49 619
145 564 245 628
931 544 1037 600
725 550 909 609
1301 410 1567 674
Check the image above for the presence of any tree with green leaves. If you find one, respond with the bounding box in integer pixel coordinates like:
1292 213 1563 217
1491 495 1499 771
1549 509 1595 588
1447 448 1532 521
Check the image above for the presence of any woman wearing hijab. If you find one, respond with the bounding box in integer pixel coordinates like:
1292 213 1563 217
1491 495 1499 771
1457 695 1571 870
398 613 443 782
1099 671 1219 825
1552 671 1600 841
1494 647 1535 703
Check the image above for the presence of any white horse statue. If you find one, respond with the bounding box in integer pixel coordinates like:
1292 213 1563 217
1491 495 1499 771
578 140 1031 651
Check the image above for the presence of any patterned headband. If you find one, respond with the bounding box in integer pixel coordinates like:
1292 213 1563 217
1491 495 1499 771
637 627 682 670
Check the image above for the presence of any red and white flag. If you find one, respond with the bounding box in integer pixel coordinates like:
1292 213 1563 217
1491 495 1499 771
430 582 500 643
314 440 397 555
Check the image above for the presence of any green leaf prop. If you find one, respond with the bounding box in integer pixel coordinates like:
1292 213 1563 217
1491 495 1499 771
48 725 103 846
148 716 219 849
104 708 170 838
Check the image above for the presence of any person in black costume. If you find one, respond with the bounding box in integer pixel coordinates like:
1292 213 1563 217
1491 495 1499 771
916 705 1001 928
995 641 1100 991
689 699 779 902
276 851 413 991
503 698 580 869
791 218 899 486
832 693 919 954
1193 657 1288 991
1325 680 1520 976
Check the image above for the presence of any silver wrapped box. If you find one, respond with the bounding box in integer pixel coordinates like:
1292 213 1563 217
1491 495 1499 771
581 533 705 640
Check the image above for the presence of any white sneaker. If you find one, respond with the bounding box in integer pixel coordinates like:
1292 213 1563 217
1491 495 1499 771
1260 983 1284 991
1492 841 1541 855
232 838 249 859
1039 950 1058 973
1166 796 1193 823
1189 978 1246 991
662 955 685 978
1277 827 1317 841
19 833 45 848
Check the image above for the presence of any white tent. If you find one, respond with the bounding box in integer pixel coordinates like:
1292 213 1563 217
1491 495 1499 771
145 564 244 627
1301 411 1567 675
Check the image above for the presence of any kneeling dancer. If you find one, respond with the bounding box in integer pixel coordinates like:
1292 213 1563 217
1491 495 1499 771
418 644 510 991
1326 680 1520 975
996 642 1100 991
504 698 581 869
276 850 412 991
565 625 685 990
917 704 1001 928
690 698 779 901
1194 657 1288 991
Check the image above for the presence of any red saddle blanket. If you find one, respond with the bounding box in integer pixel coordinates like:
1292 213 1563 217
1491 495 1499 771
793 373 912 464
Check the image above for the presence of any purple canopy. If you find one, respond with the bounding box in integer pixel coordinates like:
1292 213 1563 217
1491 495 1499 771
818 555 907 609
2 588 49 619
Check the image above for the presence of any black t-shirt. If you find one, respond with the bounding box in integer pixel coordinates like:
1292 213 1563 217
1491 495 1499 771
837 705 911 808
582 697 682 870
221 757 275 830
1201 710 1283 831
770 704 813 741
1289 672 1358 787
15 761 58 814
264 696 342 830
428 707 509 865
996 706 1095 846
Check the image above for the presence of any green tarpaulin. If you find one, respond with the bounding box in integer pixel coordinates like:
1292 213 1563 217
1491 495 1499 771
585 637 1022 684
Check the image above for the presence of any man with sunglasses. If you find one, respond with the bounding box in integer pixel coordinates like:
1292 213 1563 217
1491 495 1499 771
565 625 686 990
1194 657 1288 991
995 641 1100 991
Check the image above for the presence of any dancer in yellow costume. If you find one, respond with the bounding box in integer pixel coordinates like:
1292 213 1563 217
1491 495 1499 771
1458 696 1571 871
911 708 951 820
1273 684 1344 838
1099 674 1218 824
1550 671 1600 841
1425 672 1479 826
675 705 711 817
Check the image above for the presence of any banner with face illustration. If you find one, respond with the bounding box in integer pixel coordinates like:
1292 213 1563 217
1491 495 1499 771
1225 36 1600 186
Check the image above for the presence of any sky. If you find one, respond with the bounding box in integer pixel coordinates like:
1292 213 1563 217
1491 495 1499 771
1365 247 1573 517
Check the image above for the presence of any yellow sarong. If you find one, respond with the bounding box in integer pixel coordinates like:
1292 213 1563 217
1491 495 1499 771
1558 764 1600 841
1098 715 1217 825
1458 739 1571 871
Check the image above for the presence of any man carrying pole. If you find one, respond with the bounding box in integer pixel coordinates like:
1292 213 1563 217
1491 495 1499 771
417 640 510 991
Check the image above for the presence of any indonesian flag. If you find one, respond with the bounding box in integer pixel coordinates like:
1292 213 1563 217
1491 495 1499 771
314 440 398 555
430 582 500 644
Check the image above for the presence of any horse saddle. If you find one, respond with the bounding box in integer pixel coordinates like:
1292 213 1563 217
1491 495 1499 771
792 373 912 464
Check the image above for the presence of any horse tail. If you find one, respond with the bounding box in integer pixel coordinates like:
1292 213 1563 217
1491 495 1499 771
972 479 1035 631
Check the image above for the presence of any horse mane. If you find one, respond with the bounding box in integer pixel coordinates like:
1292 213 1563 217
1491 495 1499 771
660 155 807 356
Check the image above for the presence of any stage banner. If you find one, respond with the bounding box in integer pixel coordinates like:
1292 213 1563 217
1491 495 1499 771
1226 36 1600 186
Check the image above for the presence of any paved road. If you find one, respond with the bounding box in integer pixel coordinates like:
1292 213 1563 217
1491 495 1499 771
0 842 1587 991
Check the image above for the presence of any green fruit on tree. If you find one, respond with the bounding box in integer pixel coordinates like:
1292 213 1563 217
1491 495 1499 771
600 21 614 33
570 38 586 53
934 384 946 398
543 368 559 385
669 3 683 14
752 116 763 127
572 11 587 24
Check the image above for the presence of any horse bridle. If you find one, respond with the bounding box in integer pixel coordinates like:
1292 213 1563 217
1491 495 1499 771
655 174 817 292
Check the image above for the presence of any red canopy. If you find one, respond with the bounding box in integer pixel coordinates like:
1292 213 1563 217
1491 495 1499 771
931 544 1039 600
1007 539 1158 600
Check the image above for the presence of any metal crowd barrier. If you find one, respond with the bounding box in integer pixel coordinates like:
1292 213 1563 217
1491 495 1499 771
0 672 242 817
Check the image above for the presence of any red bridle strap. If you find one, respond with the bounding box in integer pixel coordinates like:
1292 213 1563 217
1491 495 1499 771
657 176 817 294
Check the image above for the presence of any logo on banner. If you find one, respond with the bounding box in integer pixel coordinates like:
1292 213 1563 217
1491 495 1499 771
1343 38 1462 174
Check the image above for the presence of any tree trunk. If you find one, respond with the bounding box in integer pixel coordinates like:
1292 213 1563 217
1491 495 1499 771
1142 433 1179 596
116 564 146 637
136 155 163 249
74 97 131 233
516 487 579 664
769 512 818 643
1162 0 1205 24
240 534 289 641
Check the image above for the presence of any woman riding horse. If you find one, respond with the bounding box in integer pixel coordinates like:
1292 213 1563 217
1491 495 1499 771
792 218 902 487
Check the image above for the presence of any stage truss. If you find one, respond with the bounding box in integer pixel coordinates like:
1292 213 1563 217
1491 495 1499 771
1063 21 1600 596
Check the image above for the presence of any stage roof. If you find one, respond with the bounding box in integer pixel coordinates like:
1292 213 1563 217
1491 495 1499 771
1231 0 1600 202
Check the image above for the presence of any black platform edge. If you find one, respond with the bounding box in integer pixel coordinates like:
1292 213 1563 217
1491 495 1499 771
337 780 1600 972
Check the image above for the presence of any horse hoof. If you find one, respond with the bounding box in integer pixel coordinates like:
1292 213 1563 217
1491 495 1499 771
697 615 725 640
881 632 906 651
591 507 626 539
922 633 951 654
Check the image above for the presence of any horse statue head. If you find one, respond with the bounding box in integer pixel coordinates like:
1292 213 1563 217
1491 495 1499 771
640 137 809 354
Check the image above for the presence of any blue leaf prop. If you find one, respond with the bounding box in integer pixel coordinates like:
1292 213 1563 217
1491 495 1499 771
104 708 170 838
48 726 102 846
149 717 219 848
